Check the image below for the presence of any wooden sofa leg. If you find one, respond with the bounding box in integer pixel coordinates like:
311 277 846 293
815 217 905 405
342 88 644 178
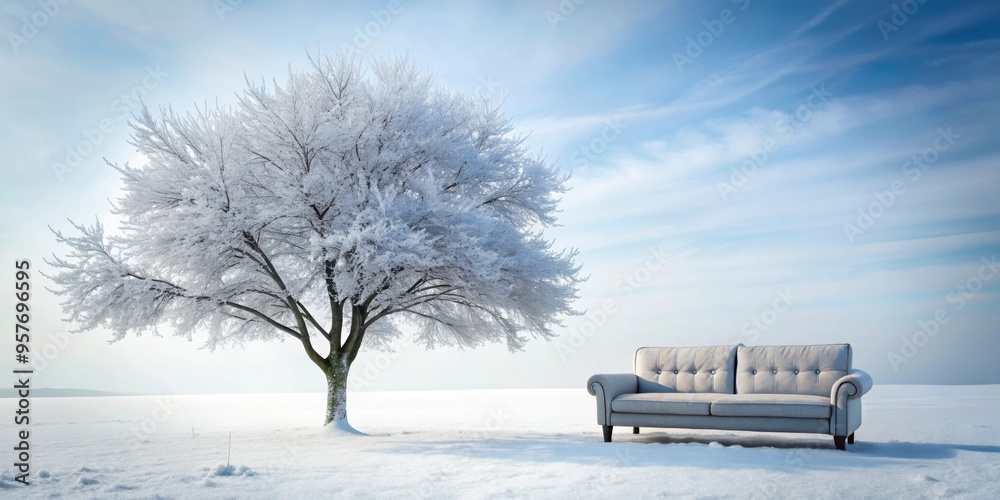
602 425 613 443
633 427 640 434
834 436 846 451
848 433 855 445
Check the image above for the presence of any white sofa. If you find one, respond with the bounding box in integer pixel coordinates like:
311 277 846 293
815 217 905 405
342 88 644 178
586 344 873 450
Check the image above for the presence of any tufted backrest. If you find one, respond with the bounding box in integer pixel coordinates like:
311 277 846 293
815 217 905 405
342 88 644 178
633 346 738 394
736 344 852 396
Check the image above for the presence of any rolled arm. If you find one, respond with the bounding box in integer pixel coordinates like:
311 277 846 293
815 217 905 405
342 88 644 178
830 369 873 403
829 369 873 437
587 374 638 425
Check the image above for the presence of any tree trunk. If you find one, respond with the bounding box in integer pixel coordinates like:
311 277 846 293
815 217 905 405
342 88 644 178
324 354 350 426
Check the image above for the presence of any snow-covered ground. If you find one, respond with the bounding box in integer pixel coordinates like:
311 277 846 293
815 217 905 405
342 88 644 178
2 385 999 498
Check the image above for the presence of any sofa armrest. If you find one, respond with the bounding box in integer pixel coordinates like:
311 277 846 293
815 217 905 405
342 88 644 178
587 374 638 425
830 369 873 403
829 369 873 437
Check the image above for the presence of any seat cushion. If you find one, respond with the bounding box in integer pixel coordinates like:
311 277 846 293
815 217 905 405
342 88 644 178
710 394 832 419
634 345 738 394
611 393 723 416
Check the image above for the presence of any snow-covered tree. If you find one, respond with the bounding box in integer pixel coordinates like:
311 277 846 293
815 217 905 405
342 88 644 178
47 54 581 427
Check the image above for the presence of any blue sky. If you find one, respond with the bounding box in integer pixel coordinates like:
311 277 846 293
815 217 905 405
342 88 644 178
1 0 998 394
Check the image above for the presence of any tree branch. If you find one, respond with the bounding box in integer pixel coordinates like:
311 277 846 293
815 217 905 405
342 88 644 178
296 300 330 341
242 230 328 368
221 301 301 338
342 305 367 365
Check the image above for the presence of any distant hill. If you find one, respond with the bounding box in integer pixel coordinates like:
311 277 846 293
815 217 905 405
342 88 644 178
0 388 136 398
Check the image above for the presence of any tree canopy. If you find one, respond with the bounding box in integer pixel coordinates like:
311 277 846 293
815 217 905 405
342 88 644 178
48 54 582 425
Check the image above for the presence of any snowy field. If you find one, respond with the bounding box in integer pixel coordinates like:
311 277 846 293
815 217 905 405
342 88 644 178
2 385 999 499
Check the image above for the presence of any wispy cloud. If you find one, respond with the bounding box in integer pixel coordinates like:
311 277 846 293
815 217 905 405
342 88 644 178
790 0 850 38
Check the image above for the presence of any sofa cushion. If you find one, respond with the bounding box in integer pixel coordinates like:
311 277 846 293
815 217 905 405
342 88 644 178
710 394 832 419
611 393 722 416
634 346 738 394
736 344 851 397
